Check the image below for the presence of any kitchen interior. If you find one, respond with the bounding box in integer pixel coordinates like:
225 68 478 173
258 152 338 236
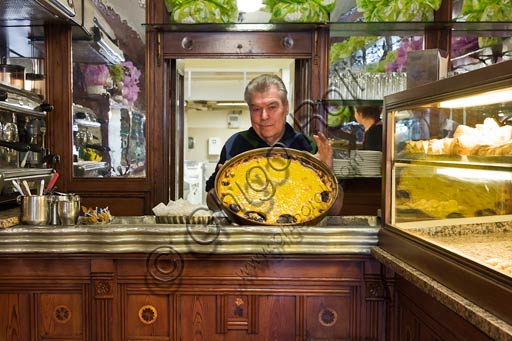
181 58 295 204
0 0 511 339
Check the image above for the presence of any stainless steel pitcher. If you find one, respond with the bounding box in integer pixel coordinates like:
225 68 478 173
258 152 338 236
55 194 81 225
18 195 49 225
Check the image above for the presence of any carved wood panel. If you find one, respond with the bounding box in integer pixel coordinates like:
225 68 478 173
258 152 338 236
38 293 84 339
304 293 357 339
0 294 31 341
125 294 170 339
257 296 296 340
177 295 220 341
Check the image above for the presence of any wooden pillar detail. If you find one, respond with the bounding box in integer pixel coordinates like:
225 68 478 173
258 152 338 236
215 295 226 334
44 23 73 190
91 259 115 341
296 295 305 338
248 295 258 334
363 259 388 340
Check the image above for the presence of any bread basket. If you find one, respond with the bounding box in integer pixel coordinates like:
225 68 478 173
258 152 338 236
214 147 338 226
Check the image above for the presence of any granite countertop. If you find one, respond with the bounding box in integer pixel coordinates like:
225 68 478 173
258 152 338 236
373 247 512 341
400 218 512 277
0 215 380 254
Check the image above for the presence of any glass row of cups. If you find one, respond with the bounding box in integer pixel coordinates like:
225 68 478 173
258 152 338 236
328 71 407 100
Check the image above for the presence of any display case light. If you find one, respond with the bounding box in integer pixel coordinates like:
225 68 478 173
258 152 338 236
216 102 247 106
439 87 512 108
436 167 512 181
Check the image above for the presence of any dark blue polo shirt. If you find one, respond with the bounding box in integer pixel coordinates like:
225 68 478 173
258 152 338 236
205 122 317 192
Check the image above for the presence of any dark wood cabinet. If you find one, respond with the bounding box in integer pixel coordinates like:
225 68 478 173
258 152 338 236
0 250 503 339
391 276 492 341
0 254 388 340
0 257 90 340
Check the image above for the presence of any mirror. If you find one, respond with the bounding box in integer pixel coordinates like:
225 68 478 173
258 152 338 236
71 0 146 178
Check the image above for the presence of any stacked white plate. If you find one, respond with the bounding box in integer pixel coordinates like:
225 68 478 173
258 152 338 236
333 158 354 177
350 150 382 177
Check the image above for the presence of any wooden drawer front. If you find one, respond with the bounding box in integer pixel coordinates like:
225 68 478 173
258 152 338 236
125 294 170 339
0 294 31 340
38 293 84 340
163 32 313 57
305 293 356 340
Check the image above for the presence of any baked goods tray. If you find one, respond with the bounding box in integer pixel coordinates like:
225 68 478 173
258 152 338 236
397 152 462 161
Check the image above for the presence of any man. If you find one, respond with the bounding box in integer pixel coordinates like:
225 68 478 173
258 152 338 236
206 74 343 215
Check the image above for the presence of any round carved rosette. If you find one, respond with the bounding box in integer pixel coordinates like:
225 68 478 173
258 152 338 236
318 307 338 327
138 305 158 325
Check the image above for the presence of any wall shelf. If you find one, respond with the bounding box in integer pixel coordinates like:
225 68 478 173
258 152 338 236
145 21 512 37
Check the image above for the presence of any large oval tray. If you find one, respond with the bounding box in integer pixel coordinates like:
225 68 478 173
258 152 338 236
214 147 338 226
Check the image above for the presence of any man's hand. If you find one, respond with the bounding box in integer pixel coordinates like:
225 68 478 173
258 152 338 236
312 131 333 168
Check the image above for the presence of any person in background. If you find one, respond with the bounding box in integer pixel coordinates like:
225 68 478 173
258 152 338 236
206 73 343 215
354 106 383 151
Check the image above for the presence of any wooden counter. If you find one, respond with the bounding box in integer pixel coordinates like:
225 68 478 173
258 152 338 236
0 216 388 340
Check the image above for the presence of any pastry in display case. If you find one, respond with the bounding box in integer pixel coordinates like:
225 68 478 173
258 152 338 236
384 61 512 282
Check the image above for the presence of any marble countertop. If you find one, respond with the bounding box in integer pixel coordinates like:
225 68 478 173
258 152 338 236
0 215 380 254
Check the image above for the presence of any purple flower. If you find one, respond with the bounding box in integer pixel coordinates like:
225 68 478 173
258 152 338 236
83 64 110 86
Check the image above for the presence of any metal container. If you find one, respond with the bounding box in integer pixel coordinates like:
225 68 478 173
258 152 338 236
55 194 81 225
17 195 49 225
214 147 339 226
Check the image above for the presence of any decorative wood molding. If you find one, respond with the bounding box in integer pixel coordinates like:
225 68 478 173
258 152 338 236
248 295 258 334
366 281 386 300
94 279 114 298
216 295 226 334
226 295 248 331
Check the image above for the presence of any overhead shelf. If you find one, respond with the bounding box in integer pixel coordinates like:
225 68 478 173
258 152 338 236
145 21 512 37
0 101 47 118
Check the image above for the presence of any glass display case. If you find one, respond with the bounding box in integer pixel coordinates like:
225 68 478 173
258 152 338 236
382 60 512 324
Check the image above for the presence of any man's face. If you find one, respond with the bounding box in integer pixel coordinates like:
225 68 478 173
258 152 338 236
247 85 288 145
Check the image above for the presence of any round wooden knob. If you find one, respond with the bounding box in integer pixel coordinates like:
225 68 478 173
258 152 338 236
281 36 294 49
181 37 193 50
